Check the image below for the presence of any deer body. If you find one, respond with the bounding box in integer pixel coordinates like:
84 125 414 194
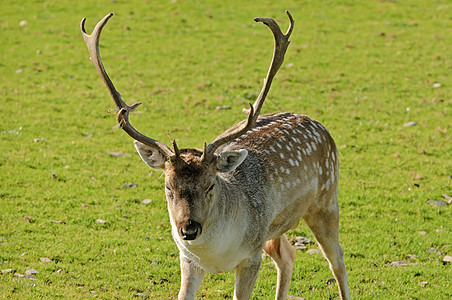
81 12 350 300
157 112 347 299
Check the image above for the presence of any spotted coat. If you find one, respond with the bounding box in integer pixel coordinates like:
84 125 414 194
221 112 339 239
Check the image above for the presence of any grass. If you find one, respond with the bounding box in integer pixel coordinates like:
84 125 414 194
1 0 451 298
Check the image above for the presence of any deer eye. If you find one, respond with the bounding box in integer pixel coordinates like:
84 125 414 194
165 185 173 195
206 184 215 195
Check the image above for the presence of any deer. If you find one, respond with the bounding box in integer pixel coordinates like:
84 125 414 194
80 11 350 300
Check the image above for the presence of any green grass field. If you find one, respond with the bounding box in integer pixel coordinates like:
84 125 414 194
1 0 450 298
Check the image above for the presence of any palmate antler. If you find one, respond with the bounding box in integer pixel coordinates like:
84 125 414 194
201 11 294 163
80 13 178 160
80 12 293 164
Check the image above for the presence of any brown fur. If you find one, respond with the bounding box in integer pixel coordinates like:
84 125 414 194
264 237 282 257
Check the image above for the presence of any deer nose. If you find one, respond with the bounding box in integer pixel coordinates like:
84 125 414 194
180 220 202 241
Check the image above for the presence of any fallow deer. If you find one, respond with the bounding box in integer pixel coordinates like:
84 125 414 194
81 11 350 300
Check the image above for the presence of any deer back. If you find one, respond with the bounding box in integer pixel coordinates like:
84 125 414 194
220 112 339 239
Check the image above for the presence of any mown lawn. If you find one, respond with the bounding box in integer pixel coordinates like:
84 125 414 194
1 0 450 299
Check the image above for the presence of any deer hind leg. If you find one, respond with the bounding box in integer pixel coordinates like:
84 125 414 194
303 209 350 300
264 235 296 300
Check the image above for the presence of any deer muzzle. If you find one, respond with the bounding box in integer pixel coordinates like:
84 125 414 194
180 220 202 241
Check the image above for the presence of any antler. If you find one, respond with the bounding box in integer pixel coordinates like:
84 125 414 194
80 13 176 160
201 11 294 162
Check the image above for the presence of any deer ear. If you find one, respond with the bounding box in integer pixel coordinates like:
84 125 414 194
134 140 167 169
216 149 248 173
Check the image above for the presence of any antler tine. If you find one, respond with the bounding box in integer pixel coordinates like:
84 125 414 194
201 11 294 163
80 14 175 160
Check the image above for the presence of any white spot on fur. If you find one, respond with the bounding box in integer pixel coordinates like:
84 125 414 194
314 130 321 140
270 145 276 152
286 181 291 188
326 160 329 168
276 143 282 149
286 145 291 151
289 158 295 166
319 166 323 175
280 166 285 173
325 179 331 191
311 142 317 151
269 174 274 181
280 153 285 159
295 160 300 167
332 151 336 162
279 177 283 183
297 154 302 161
285 168 290 175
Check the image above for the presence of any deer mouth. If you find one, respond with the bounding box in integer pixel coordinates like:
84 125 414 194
180 220 202 241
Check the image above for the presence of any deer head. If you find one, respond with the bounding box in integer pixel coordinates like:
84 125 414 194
80 12 293 241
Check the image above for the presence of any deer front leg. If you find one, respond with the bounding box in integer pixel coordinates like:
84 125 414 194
178 255 205 300
233 252 262 300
